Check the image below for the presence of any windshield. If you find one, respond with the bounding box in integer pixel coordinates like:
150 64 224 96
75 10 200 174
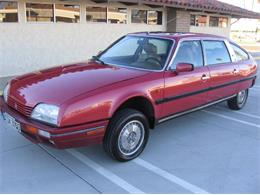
99 36 173 71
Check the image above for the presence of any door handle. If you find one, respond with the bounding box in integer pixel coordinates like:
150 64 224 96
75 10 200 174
201 74 210 81
233 69 239 74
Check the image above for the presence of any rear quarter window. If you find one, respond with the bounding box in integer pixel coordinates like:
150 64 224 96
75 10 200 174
230 43 249 62
203 40 231 65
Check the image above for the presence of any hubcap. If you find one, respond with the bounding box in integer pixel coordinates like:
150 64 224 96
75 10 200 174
238 90 246 104
118 120 145 156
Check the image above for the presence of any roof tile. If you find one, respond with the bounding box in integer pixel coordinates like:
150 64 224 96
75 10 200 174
141 0 260 19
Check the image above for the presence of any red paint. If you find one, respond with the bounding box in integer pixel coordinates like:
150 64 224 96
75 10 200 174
0 33 258 149
176 63 194 73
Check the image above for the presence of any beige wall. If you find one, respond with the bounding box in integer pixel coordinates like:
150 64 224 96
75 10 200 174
0 0 234 78
0 0 166 77
0 23 166 78
190 25 231 37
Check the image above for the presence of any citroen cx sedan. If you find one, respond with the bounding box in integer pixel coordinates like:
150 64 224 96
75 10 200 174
1 32 257 161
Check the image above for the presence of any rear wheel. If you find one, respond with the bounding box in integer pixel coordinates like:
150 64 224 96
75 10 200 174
227 89 248 110
103 109 149 162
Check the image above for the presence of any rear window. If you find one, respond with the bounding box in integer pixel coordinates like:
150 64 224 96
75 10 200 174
230 43 249 62
203 40 231 65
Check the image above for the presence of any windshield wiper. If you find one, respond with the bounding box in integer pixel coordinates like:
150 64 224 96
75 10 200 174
92 56 105 65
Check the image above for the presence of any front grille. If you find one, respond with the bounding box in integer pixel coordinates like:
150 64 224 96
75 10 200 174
8 96 33 117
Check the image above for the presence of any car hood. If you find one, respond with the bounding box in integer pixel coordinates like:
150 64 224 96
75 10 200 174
9 62 149 107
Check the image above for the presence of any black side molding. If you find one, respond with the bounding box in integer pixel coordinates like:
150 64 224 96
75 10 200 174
156 75 256 105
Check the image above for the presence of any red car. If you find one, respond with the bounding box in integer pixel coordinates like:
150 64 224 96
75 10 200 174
0 32 258 161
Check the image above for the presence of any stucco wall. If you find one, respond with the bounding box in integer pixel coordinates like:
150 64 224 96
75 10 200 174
0 23 166 77
0 0 166 77
190 26 231 38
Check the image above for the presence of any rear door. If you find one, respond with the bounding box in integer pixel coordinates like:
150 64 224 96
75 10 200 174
202 40 239 102
161 40 210 119
229 42 256 90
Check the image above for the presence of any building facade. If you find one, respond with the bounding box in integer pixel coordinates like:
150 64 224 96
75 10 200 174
0 0 259 79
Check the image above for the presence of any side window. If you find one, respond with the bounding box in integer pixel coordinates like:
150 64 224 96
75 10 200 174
171 40 203 69
203 41 231 65
231 43 249 62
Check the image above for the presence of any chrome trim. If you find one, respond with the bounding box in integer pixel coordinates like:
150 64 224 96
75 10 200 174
233 69 239 74
50 126 105 138
201 75 210 80
224 39 237 63
158 94 236 123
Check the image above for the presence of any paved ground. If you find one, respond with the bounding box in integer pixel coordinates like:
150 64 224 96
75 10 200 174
0 59 260 194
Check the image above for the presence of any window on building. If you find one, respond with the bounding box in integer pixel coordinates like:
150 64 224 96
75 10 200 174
231 43 249 62
131 10 147 24
209 16 228 27
55 4 80 23
190 15 207 26
171 41 204 69
108 8 127 24
26 3 54 22
203 41 231 65
0 1 18 22
131 10 162 25
209 16 219 27
86 6 107 22
147 10 162 25
219 17 228 27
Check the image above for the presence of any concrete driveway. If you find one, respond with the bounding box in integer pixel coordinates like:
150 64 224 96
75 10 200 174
0 59 259 194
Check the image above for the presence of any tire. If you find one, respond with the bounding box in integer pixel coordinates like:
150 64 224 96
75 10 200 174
227 89 248 110
103 109 149 162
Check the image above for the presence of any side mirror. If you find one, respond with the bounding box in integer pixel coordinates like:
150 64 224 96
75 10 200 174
175 63 194 73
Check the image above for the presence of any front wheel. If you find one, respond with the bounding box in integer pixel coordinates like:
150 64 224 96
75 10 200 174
227 89 248 110
103 109 149 162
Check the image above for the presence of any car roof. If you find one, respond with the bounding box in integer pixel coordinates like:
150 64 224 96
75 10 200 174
128 32 227 41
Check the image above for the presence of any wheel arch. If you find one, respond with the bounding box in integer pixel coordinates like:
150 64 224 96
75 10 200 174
110 95 156 129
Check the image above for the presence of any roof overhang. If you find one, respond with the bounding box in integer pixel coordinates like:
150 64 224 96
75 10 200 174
79 0 260 19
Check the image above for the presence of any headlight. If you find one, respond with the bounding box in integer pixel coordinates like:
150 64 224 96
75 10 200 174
3 83 10 103
31 104 60 126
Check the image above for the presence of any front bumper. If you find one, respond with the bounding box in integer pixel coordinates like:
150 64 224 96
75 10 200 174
0 96 108 149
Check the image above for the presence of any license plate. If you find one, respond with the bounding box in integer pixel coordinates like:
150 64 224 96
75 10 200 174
2 112 21 133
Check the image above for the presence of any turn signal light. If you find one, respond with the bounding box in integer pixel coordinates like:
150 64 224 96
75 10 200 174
24 125 38 135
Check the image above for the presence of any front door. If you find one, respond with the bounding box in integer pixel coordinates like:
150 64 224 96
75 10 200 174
161 40 210 119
